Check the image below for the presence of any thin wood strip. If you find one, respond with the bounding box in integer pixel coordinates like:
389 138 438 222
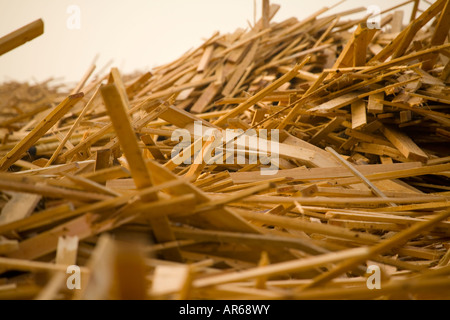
0 93 84 171
0 19 44 56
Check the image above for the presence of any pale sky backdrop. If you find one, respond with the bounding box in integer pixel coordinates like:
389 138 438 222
0 0 424 85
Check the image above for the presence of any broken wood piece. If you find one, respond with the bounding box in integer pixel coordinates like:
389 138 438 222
100 83 182 261
0 93 84 171
0 19 44 56
381 125 429 162
0 192 41 226
193 247 369 289
367 92 384 114
309 116 345 145
35 236 79 300
214 57 310 126
303 208 450 289
325 147 396 206
351 99 367 129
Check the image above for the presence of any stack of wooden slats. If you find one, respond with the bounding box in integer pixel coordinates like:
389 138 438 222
0 0 450 300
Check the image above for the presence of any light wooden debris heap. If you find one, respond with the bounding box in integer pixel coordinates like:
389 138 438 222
0 0 450 300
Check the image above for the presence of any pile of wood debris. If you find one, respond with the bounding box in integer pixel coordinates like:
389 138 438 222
0 0 449 300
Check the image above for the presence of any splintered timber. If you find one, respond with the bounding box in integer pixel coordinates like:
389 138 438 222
0 0 449 301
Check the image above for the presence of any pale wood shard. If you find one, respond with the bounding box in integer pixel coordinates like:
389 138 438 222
100 83 182 261
113 243 149 300
190 82 221 114
185 133 217 181
309 116 345 145
351 99 367 129
100 84 156 198
35 236 79 300
75 235 115 300
222 40 259 97
193 247 370 289
309 92 360 113
326 24 376 81
325 147 395 206
0 19 44 56
0 256 89 274
0 237 18 255
304 208 450 289
390 10 404 34
229 162 423 183
0 0 449 301
0 93 84 171
367 92 384 114
197 45 215 73
381 125 429 162
422 0 450 70
6 213 97 261
0 192 41 226
262 0 271 29
151 265 191 297
214 57 310 126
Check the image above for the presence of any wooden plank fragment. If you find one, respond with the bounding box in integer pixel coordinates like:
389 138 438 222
100 83 182 261
0 93 84 171
0 237 19 255
100 84 156 197
0 19 44 56
309 92 360 113
262 0 271 29
6 213 97 261
326 24 377 81
190 82 221 114
229 162 422 183
222 40 259 97
381 125 429 162
46 88 100 167
214 58 310 126
351 100 367 129
422 0 450 70
304 208 450 289
390 10 404 34
309 116 345 145
151 265 191 297
36 236 79 300
197 45 215 73
0 192 41 226
367 92 384 114
325 147 395 206
193 247 369 289
126 72 152 99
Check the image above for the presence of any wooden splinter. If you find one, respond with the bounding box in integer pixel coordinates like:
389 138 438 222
325 147 396 207
100 83 182 261
0 19 44 56
0 93 84 171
